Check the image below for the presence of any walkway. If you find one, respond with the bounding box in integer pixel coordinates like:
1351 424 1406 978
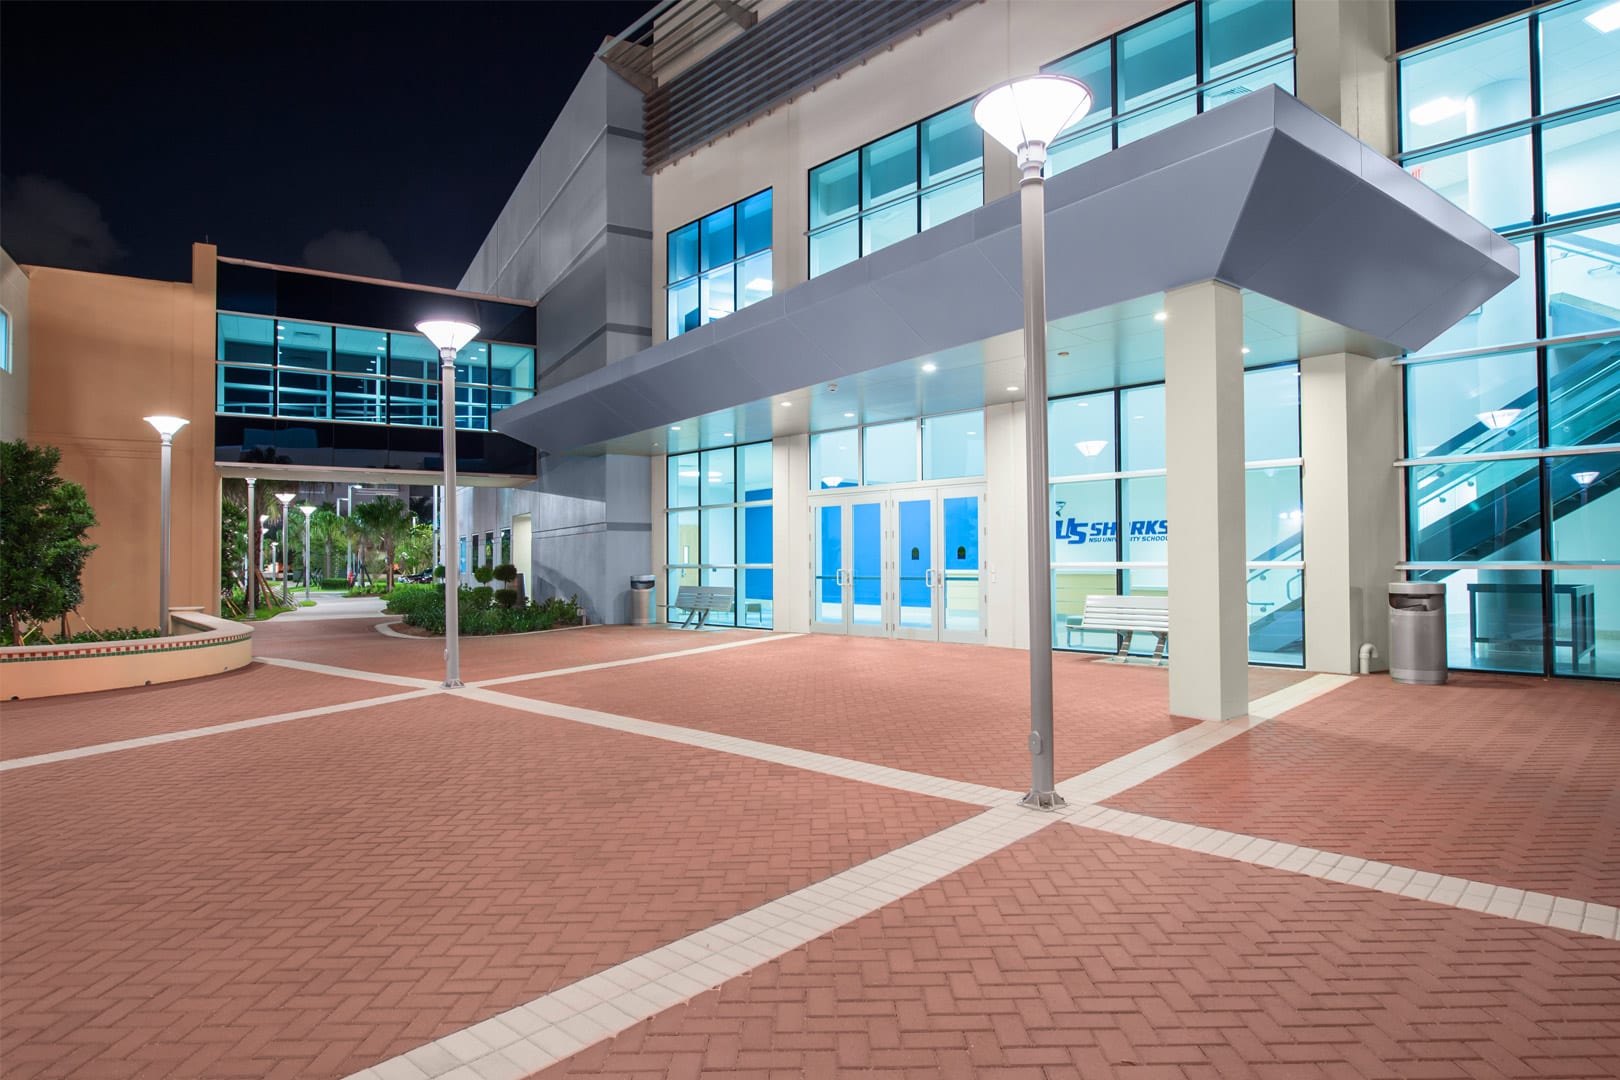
1 599 1616 1079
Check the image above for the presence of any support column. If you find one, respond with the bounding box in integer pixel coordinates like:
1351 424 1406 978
1301 352 1402 673
1164 280 1247 721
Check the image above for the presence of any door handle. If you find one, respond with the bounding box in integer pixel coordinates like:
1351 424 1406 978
925 568 936 588
836 568 847 587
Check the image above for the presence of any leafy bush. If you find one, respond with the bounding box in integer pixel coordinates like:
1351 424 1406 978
386 585 584 636
434 564 447 580
535 594 583 628
493 563 517 585
320 577 350 590
495 588 521 609
33 626 161 646
473 564 495 585
469 586 495 609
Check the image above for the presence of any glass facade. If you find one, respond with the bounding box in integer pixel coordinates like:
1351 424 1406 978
666 441 774 627
0 306 9 372
1044 0 1294 174
216 313 534 431
1050 364 1304 666
667 189 773 339
1398 0 1620 679
809 102 983 277
808 410 985 489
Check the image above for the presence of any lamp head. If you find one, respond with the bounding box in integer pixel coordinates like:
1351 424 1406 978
275 492 295 506
415 319 480 355
973 74 1093 167
144 415 189 440
299 504 316 518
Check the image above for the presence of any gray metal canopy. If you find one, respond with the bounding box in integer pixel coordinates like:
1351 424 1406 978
496 86 1516 455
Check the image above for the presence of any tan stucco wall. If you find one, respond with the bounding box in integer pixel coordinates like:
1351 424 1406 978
1 248 29 441
23 245 219 632
0 613 253 701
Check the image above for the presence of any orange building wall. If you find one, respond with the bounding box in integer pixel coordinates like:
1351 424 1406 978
23 245 219 632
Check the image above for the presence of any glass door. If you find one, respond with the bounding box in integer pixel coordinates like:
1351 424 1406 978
939 487 985 643
893 496 936 640
847 497 887 636
811 501 846 633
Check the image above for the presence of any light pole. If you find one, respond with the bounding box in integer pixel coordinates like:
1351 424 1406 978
245 476 258 617
974 73 1092 810
275 492 295 605
417 318 480 689
144 416 188 634
300 504 316 601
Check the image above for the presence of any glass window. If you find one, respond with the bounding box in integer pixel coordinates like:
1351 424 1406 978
1414 237 1537 356
741 504 773 563
1550 452 1620 560
668 509 699 565
1404 131 1533 229
1541 107 1620 220
863 420 918 485
700 206 736 272
920 102 981 188
810 429 860 489
455 384 488 430
276 320 332 371
740 442 773 501
737 190 772 257
218 365 273 415
0 307 8 372
387 380 438 427
862 201 918 256
454 341 489 385
1119 4 1197 113
1539 0 1620 113
1399 20 1530 154
1203 0 1293 80
737 251 773 310
490 344 534 390
1244 364 1300 461
1408 456 1541 563
921 174 982 230
701 447 735 505
810 153 859 229
862 127 917 209
700 265 735 323
810 221 860 278
668 222 699 284
334 327 387 375
1121 384 1166 471
1049 392 1116 476
277 368 329 418
701 507 736 564
668 279 700 339
669 453 700 507
333 376 385 423
1545 222 1620 339
922 410 985 480
1050 478 1117 562
1202 56 1294 111
1246 465 1303 561
1047 41 1114 126
218 314 275 364
1547 336 1620 447
1405 351 1539 458
1551 568 1616 677
1120 475 1170 565
1048 128 1113 176
1119 96 1197 145
389 333 439 381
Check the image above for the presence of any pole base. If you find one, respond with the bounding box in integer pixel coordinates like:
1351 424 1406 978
1020 790 1067 811
442 679 465 690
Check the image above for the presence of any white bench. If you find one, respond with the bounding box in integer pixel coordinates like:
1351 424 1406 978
1068 595 1169 662
672 584 735 629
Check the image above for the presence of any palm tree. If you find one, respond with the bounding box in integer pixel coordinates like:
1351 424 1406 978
352 496 414 592
310 505 344 581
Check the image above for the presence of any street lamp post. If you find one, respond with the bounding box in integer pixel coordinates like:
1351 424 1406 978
275 492 295 605
974 74 1092 810
300 504 316 601
416 318 480 690
144 416 189 635
245 476 258 617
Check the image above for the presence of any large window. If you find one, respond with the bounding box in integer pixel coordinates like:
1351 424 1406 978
1050 364 1304 666
667 190 772 339
215 313 534 429
666 441 774 627
1044 0 1294 174
1397 0 1620 680
0 306 9 372
809 102 983 278
807 410 985 489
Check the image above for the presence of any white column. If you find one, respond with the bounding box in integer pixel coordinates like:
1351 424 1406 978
772 434 810 634
1164 280 1248 721
1301 352 1402 673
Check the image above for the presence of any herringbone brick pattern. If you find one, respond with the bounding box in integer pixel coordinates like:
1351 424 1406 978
0 694 975 1080
249 619 758 682
535 822 1620 1080
506 637 1307 789
1107 672 1620 906
0 661 399 761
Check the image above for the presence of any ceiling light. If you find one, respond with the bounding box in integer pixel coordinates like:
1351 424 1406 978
780 401 792 407
679 469 699 478
671 425 681 431
722 432 733 437
966 431 977 436
921 362 938 372
745 277 773 292
1074 440 1108 457
1585 1 1620 32
1241 347 1251 355
1006 385 1020 392
820 476 844 487
1476 409 1520 429
1573 469 1601 487
1153 312 1167 322
1410 96 1468 126
843 411 855 418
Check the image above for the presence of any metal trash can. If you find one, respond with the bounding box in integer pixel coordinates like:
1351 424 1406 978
629 575 656 626
1388 582 1447 685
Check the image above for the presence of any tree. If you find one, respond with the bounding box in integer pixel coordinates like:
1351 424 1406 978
0 441 99 645
398 521 434 575
221 498 247 595
351 496 413 592
310 505 344 580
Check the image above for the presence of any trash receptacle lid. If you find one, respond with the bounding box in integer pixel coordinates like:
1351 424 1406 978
1388 582 1444 596
630 575 656 586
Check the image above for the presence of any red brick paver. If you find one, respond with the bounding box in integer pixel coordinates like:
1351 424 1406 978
0 694 975 1080
249 618 758 683
0 661 400 761
537 822 1620 1080
503 636 1305 790
1108 672 1620 906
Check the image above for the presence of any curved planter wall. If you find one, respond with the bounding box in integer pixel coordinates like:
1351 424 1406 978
0 613 253 700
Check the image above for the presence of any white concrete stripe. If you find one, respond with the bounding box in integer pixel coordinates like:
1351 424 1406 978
458 686 1020 807
345 803 1062 1080
0 689 437 771
256 655 442 690
467 632 802 688
1061 806 1620 941
1054 673 1354 803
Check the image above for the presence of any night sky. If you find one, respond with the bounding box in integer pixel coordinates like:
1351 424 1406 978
1 1 652 288
4 1 1523 290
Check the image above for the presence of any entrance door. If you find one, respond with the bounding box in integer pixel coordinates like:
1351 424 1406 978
810 485 985 641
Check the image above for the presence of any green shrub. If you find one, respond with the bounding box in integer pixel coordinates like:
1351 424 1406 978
434 564 446 580
473 564 495 585
320 578 349 590
469 586 495 609
495 588 521 609
35 626 161 646
493 563 517 585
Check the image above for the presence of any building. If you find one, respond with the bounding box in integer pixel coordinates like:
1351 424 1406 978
6 0 1615 703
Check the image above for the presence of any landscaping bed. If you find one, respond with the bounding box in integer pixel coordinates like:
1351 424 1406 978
383 583 583 636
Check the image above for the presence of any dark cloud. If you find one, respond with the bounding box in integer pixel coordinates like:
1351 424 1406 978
301 230 403 281
0 174 126 271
